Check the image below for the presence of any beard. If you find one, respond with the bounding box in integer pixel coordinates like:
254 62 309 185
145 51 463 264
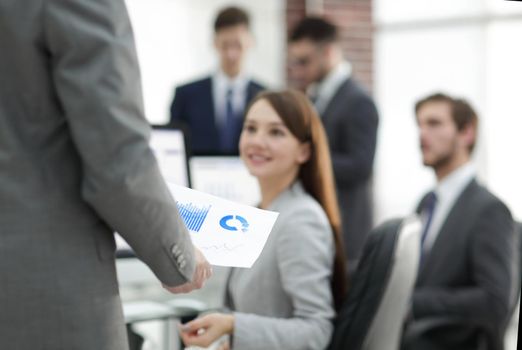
423 137 459 171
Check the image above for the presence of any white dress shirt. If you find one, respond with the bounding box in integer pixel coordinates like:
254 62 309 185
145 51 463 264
307 60 352 115
212 70 249 129
421 162 476 253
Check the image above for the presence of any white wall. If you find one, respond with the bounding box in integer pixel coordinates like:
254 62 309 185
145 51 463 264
374 0 522 223
484 19 522 224
124 0 285 125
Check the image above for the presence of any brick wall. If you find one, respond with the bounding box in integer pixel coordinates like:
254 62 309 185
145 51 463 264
286 0 375 93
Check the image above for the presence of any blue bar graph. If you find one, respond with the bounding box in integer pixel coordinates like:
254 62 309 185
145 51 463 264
177 202 211 232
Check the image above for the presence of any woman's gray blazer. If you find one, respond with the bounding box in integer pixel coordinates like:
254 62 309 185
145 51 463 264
226 181 336 350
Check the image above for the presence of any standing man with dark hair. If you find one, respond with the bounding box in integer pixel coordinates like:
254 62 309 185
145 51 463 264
170 6 265 155
288 17 379 271
0 0 211 349
403 93 517 350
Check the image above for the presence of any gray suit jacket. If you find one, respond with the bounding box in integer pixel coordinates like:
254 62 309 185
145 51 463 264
225 182 336 350
411 179 517 349
0 1 195 349
321 78 379 263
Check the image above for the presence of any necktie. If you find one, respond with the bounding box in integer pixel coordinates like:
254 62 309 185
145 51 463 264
220 88 237 153
419 191 437 267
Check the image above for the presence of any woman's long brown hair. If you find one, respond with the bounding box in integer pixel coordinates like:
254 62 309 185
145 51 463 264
246 89 347 310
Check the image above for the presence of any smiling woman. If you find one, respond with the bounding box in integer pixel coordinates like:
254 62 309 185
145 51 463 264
240 98 310 201
178 90 348 350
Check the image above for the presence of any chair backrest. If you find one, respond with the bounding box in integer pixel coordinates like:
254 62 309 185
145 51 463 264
502 222 522 350
508 222 522 321
328 216 421 350
510 222 522 313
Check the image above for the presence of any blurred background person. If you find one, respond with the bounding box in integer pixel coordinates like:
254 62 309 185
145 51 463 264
178 90 347 350
0 0 211 349
402 93 517 350
288 17 379 274
169 6 265 155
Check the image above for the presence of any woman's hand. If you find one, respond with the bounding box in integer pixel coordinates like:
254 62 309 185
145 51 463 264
179 313 234 348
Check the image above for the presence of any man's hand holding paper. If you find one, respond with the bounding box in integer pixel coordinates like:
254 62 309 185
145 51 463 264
164 247 213 293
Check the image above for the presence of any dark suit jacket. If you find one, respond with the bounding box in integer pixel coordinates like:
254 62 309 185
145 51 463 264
169 76 265 155
321 78 379 263
410 179 516 349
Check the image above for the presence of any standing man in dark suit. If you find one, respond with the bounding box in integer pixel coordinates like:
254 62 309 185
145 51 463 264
288 17 379 270
404 93 517 350
0 0 211 349
170 6 265 155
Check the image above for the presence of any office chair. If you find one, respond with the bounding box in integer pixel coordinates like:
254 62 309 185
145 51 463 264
401 221 522 350
328 216 421 350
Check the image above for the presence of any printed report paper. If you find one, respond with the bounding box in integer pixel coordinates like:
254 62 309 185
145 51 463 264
167 183 279 268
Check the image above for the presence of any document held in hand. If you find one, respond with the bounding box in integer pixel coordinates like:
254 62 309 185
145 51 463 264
167 183 279 268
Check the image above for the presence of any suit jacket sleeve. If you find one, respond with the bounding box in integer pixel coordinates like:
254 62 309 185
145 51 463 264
232 208 335 350
43 0 195 286
412 200 515 326
331 94 379 187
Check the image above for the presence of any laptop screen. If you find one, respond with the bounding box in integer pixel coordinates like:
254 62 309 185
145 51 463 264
150 126 190 187
189 156 260 207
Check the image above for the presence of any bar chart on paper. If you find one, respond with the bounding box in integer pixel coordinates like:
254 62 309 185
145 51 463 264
176 202 211 232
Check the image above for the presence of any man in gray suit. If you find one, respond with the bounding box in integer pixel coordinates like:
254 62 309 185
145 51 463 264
288 17 379 271
403 93 517 350
0 0 211 349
